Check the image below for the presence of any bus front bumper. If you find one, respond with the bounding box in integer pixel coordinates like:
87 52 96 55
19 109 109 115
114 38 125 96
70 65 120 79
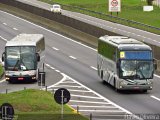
118 85 153 90
5 75 37 81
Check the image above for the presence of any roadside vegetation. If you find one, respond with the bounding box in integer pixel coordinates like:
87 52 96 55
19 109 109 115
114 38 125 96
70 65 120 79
0 64 3 77
0 89 88 120
40 0 160 34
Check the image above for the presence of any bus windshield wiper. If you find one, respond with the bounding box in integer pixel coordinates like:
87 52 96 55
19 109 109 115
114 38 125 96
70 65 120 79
20 57 28 71
13 59 20 71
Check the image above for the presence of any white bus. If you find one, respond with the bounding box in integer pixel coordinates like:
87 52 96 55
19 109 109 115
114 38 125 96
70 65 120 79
2 34 45 83
97 35 156 92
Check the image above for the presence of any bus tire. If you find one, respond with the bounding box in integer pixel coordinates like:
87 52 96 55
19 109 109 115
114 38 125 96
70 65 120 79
114 79 118 91
142 90 147 93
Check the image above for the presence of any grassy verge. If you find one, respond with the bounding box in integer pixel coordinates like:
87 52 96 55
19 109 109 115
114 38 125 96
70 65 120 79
40 0 160 34
0 89 88 120
0 64 3 78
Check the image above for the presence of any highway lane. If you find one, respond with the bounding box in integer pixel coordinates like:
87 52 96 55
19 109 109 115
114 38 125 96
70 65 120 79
0 10 160 115
17 0 160 46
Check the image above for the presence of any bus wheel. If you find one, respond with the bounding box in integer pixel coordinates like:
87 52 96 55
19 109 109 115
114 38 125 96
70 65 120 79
114 79 118 91
142 90 147 93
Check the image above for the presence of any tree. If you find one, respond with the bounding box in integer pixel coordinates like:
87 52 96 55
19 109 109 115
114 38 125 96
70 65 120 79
147 0 154 5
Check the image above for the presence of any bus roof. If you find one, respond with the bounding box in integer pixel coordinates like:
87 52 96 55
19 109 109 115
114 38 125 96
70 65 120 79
5 34 44 47
99 35 151 50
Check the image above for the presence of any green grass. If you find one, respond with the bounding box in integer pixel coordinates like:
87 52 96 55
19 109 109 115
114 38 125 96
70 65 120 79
0 89 88 120
0 64 3 77
40 0 160 34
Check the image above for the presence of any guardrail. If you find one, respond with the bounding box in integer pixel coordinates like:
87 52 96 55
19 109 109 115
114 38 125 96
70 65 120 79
48 2 160 35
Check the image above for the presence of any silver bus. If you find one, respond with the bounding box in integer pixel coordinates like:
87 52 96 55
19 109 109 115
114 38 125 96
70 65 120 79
97 35 156 92
2 34 45 83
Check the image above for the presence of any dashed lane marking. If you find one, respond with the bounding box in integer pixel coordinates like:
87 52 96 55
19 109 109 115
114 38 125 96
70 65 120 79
0 11 97 51
13 28 18 31
69 56 77 59
0 36 7 41
52 47 59 51
90 66 97 70
3 23 7 25
55 70 60 73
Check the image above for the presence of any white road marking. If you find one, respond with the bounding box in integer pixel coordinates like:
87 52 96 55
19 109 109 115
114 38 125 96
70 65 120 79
70 100 111 104
52 47 59 51
0 79 6 83
69 56 77 60
61 81 75 83
13 28 18 31
151 96 160 102
47 75 66 89
0 36 7 41
50 67 55 70
45 63 51 67
62 73 132 114
65 89 91 93
53 85 82 88
2 4 158 114
71 105 117 108
90 66 97 70
3 23 7 25
78 110 123 113
2 10 160 79
71 94 103 99
45 64 140 118
55 70 60 72
154 74 160 78
0 11 97 51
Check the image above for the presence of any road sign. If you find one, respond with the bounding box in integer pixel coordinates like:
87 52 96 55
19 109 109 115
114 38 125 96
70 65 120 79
109 0 121 12
38 71 45 86
0 103 14 120
54 88 70 105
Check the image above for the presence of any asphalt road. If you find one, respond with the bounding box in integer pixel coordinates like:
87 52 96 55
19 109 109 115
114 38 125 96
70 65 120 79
0 10 160 117
17 0 160 46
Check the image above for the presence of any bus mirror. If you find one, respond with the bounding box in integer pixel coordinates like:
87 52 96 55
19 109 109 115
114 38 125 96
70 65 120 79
116 62 120 68
153 59 157 70
154 63 157 70
2 52 5 62
36 53 40 62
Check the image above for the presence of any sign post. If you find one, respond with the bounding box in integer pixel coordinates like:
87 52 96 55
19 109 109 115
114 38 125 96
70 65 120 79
54 88 70 120
109 0 121 16
38 71 45 89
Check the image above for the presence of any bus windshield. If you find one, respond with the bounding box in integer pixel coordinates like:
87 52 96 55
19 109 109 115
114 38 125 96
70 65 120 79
6 46 36 71
120 60 154 79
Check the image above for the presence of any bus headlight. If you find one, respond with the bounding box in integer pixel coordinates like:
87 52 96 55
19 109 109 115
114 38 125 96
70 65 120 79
120 81 128 85
147 81 152 85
